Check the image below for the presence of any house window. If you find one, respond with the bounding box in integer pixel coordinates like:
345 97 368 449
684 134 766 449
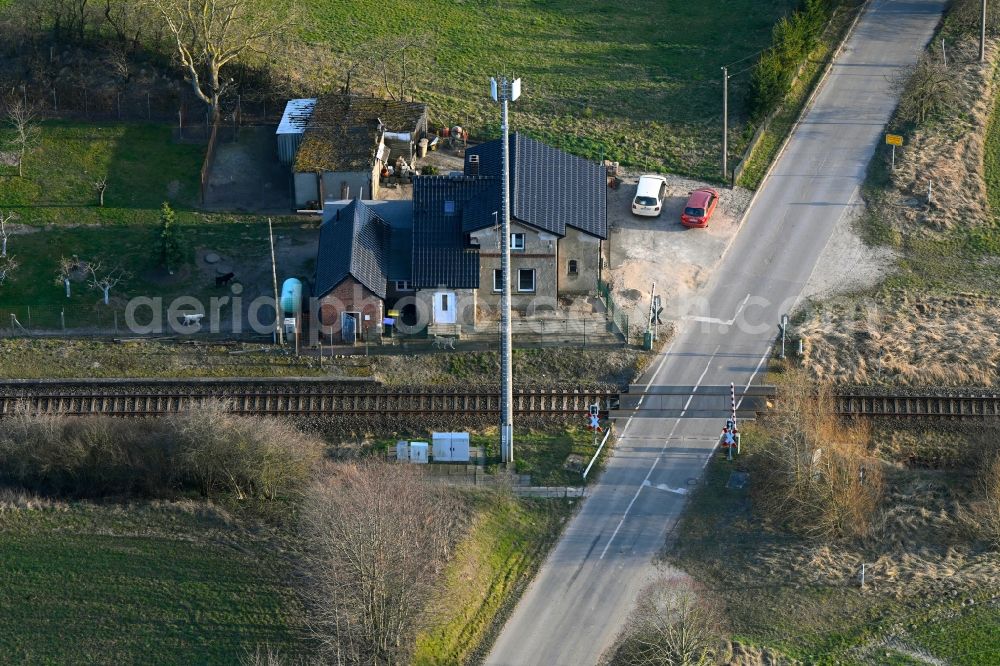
493 269 503 292
395 280 412 292
518 268 535 293
511 233 525 251
568 260 578 276
443 200 456 216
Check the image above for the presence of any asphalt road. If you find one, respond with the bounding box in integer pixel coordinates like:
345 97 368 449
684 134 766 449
485 1 948 664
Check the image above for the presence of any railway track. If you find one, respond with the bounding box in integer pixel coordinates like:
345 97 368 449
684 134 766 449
2 379 999 420
0 383 618 418
834 393 1000 418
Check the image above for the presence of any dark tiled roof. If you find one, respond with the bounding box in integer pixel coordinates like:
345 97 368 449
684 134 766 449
315 200 391 299
411 176 496 289
295 94 427 173
323 200 413 282
464 133 607 239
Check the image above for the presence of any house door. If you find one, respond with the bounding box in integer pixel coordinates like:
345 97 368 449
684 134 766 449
342 311 359 344
433 292 456 324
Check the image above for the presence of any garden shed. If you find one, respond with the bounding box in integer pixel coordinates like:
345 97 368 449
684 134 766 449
291 94 427 210
276 98 316 165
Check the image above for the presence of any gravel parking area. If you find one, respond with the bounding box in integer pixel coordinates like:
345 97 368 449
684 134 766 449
607 173 752 325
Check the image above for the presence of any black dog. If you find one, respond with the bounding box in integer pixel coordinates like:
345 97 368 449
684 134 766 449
215 272 235 287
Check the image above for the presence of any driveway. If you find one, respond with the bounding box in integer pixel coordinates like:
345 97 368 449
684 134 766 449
607 175 751 326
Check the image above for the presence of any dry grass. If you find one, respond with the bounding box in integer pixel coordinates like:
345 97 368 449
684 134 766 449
881 38 998 233
795 35 1000 385
745 471 1000 600
973 453 1000 547
798 291 1000 385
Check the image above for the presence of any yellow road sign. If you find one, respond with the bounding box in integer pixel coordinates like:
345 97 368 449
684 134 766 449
885 134 903 146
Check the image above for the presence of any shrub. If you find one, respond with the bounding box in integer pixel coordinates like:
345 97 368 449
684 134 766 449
0 404 323 501
748 0 837 121
0 412 174 497
173 403 322 500
749 49 792 121
748 373 884 540
895 54 959 125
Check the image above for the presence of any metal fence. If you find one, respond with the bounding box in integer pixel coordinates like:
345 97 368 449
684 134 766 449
1 80 287 128
0 303 627 352
0 303 279 337
597 279 630 343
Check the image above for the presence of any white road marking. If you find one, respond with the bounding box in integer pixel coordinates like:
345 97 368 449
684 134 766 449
647 337 678 388
654 484 688 495
680 345 719 417
600 348 719 560
599 456 660 560
684 294 750 326
735 347 771 410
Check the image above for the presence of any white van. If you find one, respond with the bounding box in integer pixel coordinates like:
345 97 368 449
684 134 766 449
631 175 668 217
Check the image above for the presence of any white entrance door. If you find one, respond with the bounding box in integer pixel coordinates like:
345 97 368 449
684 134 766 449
433 292 456 324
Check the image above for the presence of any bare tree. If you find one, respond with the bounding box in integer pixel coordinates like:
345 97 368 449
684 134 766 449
55 256 79 297
6 100 40 178
0 255 18 286
613 574 723 666
750 372 883 540
377 33 433 102
896 54 959 125
93 176 107 207
87 260 128 304
146 0 290 120
300 461 461 665
20 0 92 43
104 42 131 95
0 211 12 258
103 0 147 51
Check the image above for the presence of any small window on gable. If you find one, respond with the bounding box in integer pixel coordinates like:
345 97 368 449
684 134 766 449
395 280 412 291
568 260 578 276
443 200 456 215
511 233 525 251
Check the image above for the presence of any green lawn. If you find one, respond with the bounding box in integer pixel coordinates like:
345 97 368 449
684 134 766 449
0 121 204 225
0 217 302 306
0 500 311 664
0 338 353 378
414 494 573 664
380 426 608 486
908 603 1000 665
304 0 798 180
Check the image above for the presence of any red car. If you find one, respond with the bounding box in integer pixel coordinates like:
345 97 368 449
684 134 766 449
680 188 719 228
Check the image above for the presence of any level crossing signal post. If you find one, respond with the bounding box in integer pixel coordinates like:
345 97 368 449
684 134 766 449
722 382 741 460
588 403 602 448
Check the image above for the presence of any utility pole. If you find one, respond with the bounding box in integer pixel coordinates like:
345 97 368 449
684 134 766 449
982 0 988 64
722 66 729 181
268 217 283 345
491 75 521 465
